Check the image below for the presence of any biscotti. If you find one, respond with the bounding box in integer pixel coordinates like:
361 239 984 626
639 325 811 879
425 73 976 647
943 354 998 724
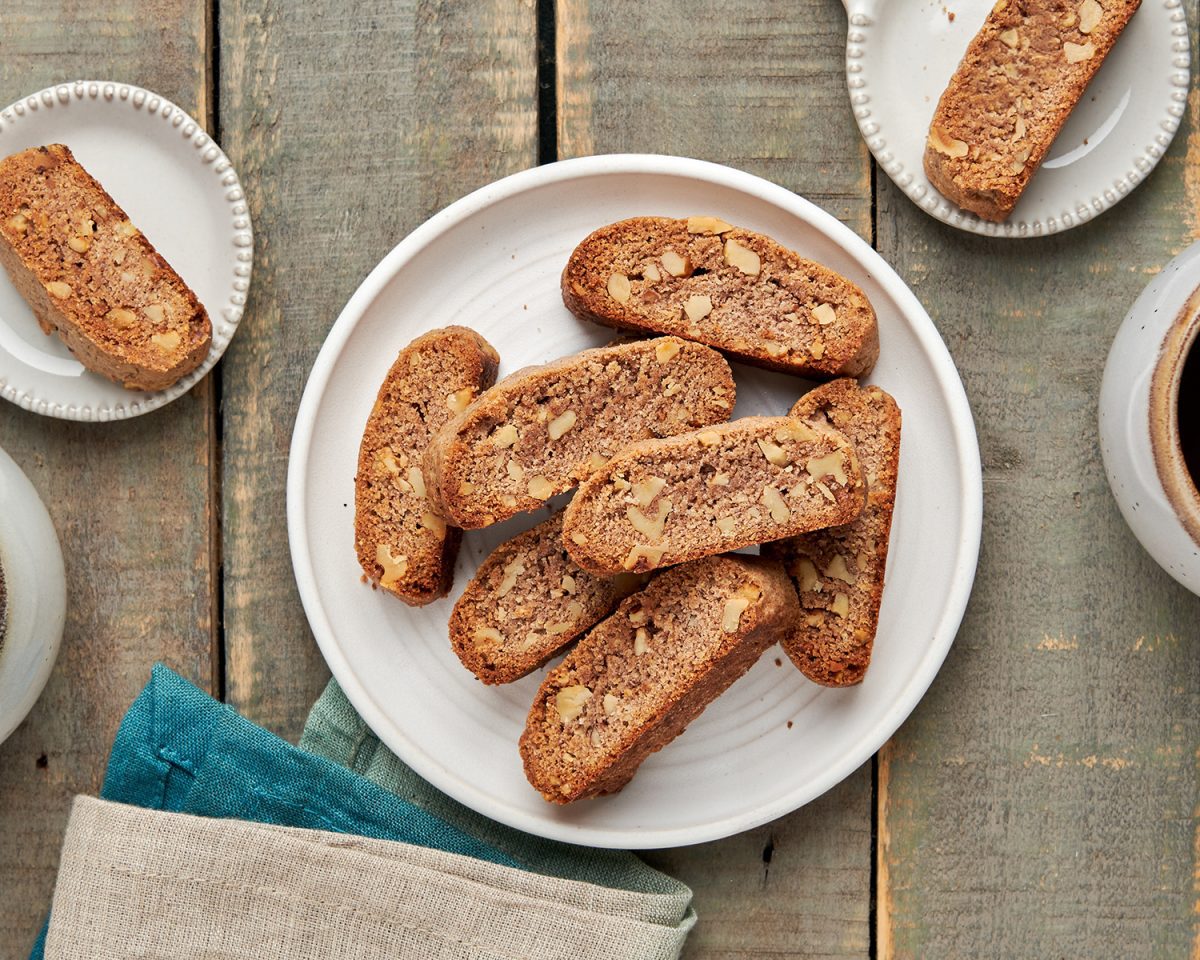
0 144 212 390
355 326 500 606
762 380 901 686
423 337 735 529
562 416 866 574
449 512 643 683
519 555 799 803
561 216 878 379
923 0 1141 221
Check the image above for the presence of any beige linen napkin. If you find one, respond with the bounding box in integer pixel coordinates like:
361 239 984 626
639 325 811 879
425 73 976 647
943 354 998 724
45 796 692 960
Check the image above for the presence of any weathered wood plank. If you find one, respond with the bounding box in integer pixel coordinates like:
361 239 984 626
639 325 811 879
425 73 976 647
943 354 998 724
217 1 539 738
644 773 872 960
0 4 213 956
557 2 872 956
557 0 872 235
875 12 1200 954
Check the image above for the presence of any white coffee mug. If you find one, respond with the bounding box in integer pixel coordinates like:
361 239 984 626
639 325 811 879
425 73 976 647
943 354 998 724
1099 240 1200 595
0 444 66 745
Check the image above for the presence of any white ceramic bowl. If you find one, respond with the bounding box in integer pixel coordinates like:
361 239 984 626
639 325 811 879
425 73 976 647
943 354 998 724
1099 240 1200 594
0 445 66 745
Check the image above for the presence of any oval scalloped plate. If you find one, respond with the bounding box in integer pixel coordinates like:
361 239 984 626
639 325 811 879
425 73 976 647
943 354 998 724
288 155 984 849
844 0 1191 236
0 81 253 420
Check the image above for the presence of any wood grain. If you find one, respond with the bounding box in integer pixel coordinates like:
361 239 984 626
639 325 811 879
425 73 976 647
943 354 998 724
217 0 538 739
0 3 213 956
874 8 1200 954
558 0 872 235
557 1 872 956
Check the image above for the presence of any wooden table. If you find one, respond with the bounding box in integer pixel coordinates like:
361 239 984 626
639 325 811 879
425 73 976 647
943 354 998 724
1 2 1197 956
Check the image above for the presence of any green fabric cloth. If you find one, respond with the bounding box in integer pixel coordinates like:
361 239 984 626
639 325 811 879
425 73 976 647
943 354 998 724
300 678 695 909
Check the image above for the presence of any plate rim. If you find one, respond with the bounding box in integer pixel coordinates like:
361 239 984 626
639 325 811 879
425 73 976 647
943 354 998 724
0 79 254 420
844 0 1192 237
287 153 984 848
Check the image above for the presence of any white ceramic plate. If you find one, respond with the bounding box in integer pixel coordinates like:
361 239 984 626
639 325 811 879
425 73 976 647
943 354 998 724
0 81 253 420
288 155 983 848
844 0 1191 236
0 444 65 746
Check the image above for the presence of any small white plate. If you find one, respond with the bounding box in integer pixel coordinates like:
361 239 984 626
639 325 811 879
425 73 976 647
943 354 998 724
288 155 983 848
844 0 1191 236
0 444 65 747
0 81 253 420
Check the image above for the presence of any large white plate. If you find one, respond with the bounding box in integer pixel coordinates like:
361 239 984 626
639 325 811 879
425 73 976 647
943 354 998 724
288 155 983 848
0 81 253 420
844 0 1191 236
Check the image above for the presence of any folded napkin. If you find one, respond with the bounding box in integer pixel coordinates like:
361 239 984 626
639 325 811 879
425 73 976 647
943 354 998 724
35 665 694 959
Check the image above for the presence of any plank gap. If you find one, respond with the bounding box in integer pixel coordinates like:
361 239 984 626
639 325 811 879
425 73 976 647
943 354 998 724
869 752 878 960
209 0 226 702
537 0 558 164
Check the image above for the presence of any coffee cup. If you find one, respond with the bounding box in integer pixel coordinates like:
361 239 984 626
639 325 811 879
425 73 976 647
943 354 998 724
0 445 66 745
1099 240 1200 595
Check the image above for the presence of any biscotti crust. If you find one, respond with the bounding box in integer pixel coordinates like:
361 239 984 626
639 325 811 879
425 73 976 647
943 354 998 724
562 416 867 574
0 144 212 390
923 0 1141 222
562 217 879 378
448 511 644 684
423 337 735 530
354 326 500 606
519 555 799 803
763 380 902 686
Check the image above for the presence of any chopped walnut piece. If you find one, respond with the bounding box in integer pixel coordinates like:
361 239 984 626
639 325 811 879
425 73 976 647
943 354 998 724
661 250 692 277
687 216 733 235
607 273 632 304
555 685 593 723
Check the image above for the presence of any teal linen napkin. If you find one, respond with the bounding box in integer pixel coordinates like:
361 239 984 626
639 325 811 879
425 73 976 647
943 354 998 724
32 665 693 957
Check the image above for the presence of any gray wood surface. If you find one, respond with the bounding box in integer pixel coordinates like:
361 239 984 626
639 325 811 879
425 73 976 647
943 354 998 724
873 4 1200 950
217 0 538 738
558 2 873 956
0 1 214 953
0 1 1197 958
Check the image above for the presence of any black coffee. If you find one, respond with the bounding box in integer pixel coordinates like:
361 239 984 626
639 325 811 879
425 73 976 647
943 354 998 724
1181 339 1200 487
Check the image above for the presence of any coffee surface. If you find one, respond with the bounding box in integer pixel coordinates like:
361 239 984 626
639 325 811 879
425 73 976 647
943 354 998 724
1181 342 1200 489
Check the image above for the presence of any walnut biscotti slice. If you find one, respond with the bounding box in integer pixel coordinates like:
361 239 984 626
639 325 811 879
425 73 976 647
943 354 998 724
923 0 1141 221
562 416 866 574
561 216 878 379
423 337 735 530
762 380 901 686
449 512 644 684
519 555 799 803
0 144 212 390
355 326 500 606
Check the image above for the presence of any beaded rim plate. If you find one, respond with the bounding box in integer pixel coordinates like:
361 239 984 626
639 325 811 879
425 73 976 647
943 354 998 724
843 0 1191 236
0 80 253 420
288 154 983 849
